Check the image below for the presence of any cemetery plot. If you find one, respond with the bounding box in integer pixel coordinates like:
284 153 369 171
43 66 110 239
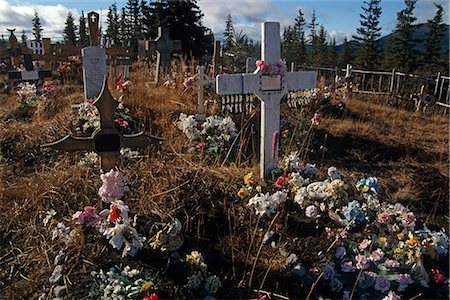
0 12 448 300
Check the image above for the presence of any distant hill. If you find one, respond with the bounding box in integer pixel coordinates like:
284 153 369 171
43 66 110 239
337 23 449 54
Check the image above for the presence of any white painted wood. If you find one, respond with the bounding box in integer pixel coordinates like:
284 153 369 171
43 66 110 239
285 71 317 90
216 21 317 179
262 22 280 65
246 57 257 73
216 73 243 95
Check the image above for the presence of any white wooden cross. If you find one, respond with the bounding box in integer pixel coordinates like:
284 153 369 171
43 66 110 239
194 66 211 122
216 22 317 179
149 27 182 84
42 77 163 171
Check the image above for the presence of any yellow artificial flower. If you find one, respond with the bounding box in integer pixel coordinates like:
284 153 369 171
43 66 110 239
394 248 404 258
237 187 249 199
406 236 419 249
378 237 388 248
140 281 154 293
397 232 405 240
244 172 254 185
256 185 262 193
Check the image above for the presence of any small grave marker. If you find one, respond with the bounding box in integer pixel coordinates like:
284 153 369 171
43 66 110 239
149 27 182 84
42 78 163 171
216 22 317 179
193 65 211 122
82 12 107 100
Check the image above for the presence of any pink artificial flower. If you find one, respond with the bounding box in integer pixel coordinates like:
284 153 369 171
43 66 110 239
341 261 356 272
359 239 371 251
311 113 322 126
383 291 401 300
356 254 370 270
196 142 206 149
256 60 266 71
374 276 391 293
401 212 416 229
378 212 390 224
385 259 400 268
335 246 346 259
72 206 99 227
98 169 129 203
183 76 194 89
370 248 385 261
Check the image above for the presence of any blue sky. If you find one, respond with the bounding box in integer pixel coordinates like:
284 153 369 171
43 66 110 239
0 0 448 44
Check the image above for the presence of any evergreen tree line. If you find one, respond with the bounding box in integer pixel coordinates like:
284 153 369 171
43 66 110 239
280 0 448 74
26 0 213 58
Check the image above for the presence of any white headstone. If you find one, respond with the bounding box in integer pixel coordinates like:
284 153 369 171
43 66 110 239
216 22 317 179
82 46 107 99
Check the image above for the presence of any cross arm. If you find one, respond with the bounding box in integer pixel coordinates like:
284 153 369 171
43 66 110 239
285 71 317 90
41 135 93 152
122 132 164 148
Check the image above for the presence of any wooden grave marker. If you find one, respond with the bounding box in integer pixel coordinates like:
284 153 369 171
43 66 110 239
193 65 211 122
82 11 107 100
216 22 317 179
148 27 182 84
42 77 163 171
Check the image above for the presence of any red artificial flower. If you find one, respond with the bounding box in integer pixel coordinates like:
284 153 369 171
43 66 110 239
431 268 446 284
143 293 158 300
276 172 288 188
109 205 122 222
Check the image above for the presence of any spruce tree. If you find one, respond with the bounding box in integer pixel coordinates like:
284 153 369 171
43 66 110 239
32 10 43 42
327 37 337 67
353 0 382 69
338 36 354 67
282 26 297 65
21 30 27 46
119 7 129 47
224 14 234 50
78 11 88 47
308 10 318 65
315 25 327 65
126 0 141 50
63 12 77 46
424 3 444 72
391 0 418 72
294 9 307 65
106 3 121 46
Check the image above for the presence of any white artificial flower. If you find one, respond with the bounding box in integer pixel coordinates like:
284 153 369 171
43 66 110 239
103 223 144 257
43 209 56 226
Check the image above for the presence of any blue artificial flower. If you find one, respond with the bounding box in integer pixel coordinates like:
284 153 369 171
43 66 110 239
343 200 366 224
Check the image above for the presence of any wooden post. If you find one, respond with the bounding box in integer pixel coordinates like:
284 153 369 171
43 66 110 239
389 68 395 94
434 72 441 96
212 41 221 78
194 66 210 122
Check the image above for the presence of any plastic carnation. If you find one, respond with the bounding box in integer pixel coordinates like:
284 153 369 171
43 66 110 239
98 169 129 203
72 206 100 227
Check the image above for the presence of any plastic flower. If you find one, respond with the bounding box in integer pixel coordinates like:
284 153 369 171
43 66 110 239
143 294 159 300
183 76 194 89
330 278 343 293
385 259 400 268
430 268 446 284
374 276 391 293
103 223 143 257
72 206 100 227
276 172 288 188
382 291 401 300
204 275 221 294
305 205 318 218
335 247 346 259
355 254 370 270
237 187 250 199
397 273 414 291
358 271 376 288
370 248 385 261
98 169 129 203
343 200 365 223
359 239 371 251
311 113 321 126
356 177 379 193
341 261 356 272
243 172 254 185
401 212 416 229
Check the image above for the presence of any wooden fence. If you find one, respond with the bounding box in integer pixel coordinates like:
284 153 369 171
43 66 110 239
302 65 450 109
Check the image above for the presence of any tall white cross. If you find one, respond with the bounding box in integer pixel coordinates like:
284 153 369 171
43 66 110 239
216 22 317 179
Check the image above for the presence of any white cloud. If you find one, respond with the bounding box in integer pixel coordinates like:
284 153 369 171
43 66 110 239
0 0 107 42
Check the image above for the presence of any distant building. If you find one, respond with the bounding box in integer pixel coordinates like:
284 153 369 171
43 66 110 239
26 40 44 55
